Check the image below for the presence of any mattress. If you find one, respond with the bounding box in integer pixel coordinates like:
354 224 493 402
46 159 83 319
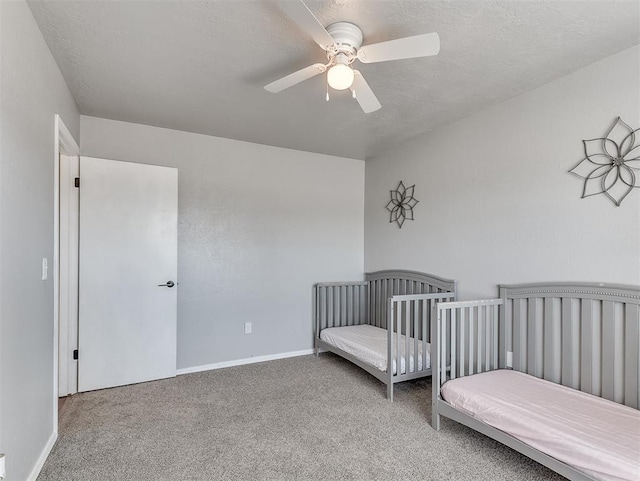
441 369 640 481
320 324 430 375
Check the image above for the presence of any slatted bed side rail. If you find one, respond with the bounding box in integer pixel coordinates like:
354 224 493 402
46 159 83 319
432 298 504 429
367 270 457 331
388 292 457 376
500 282 640 409
315 281 368 340
433 299 504 387
385 291 456 401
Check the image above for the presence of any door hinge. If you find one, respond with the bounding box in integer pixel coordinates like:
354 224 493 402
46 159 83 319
74 177 80 188
73 349 78 360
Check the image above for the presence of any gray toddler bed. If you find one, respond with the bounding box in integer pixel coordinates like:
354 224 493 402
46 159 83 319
315 270 456 401
432 282 640 481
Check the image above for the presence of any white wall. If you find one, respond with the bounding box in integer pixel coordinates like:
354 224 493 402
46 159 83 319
80 116 364 370
365 46 640 299
0 1 80 480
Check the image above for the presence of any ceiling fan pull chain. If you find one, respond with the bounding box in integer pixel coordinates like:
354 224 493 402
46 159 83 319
326 78 330 102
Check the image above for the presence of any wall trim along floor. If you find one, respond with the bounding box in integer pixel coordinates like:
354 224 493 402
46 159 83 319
176 349 316 376
27 431 57 481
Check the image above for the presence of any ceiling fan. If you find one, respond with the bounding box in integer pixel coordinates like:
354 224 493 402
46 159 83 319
264 0 440 113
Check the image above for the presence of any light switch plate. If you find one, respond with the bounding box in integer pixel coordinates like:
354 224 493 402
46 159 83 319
0 453 6 479
41 258 48 281
244 322 252 334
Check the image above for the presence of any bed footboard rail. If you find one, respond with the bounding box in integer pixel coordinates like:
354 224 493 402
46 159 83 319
433 299 504 428
386 292 456 400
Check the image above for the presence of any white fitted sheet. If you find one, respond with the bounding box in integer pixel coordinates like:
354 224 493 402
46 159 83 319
320 324 431 375
441 369 640 481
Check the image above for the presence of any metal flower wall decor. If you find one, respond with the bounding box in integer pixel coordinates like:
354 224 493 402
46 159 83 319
386 181 419 228
570 117 640 206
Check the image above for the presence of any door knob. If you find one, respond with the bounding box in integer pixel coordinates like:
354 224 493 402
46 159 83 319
158 280 175 288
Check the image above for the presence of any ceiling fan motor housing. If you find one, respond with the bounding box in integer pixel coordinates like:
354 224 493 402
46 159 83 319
326 22 363 63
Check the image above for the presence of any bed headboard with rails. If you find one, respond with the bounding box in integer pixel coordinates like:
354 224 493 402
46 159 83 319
435 282 640 409
500 282 640 409
366 270 457 330
315 269 457 334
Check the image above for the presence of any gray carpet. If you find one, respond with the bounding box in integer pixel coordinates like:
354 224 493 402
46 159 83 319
39 353 562 480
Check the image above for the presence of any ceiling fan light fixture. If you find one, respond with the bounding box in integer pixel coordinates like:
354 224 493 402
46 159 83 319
327 63 354 90
265 0 440 113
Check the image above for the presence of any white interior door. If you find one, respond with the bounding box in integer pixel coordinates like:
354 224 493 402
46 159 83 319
78 156 178 392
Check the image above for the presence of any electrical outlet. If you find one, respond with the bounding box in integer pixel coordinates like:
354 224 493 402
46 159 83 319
506 351 513 368
0 453 6 479
244 322 252 334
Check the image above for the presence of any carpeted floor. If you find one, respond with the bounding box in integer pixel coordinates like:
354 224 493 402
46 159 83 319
38 353 562 480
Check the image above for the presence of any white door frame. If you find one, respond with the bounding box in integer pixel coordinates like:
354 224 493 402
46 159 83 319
53 114 79 431
58 153 79 397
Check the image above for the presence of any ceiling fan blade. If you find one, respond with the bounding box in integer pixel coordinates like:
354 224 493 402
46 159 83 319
357 32 440 63
264 63 327 93
278 0 335 51
350 71 381 113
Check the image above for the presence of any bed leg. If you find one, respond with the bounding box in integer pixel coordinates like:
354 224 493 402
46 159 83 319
314 346 319 357
387 382 393 402
432 408 441 431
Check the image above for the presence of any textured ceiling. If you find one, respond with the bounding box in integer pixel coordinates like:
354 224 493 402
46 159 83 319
29 0 640 160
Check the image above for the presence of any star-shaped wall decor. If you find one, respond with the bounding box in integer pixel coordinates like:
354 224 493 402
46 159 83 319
386 181 418 228
570 117 640 206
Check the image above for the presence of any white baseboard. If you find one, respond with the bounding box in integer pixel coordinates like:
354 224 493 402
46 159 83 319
27 431 57 481
177 348 316 376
